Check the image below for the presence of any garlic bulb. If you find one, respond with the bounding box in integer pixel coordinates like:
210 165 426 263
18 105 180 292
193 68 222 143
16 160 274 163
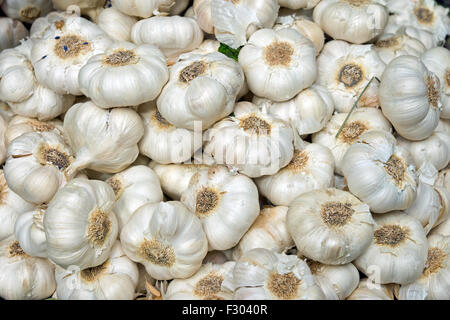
181 165 260 251
0 17 28 51
29 9 79 40
97 7 137 41
120 201 208 280
157 52 244 131
164 262 235 299
1 0 53 23
255 142 335 206
31 15 113 96
55 241 139 300
232 206 294 261
111 0 175 18
131 16 204 64
313 0 388 44
435 167 450 194
210 0 279 49
0 114 6 165
0 236 56 299
193 0 213 34
287 188 375 265
316 40 386 112
430 217 450 237
279 0 320 10
138 102 197 164
379 55 441 141
238 28 316 102
63 101 144 178
5 116 63 146
44 178 119 269
231 248 325 300
14 206 47 257
52 0 105 22
383 19 437 49
354 212 428 285
374 31 426 65
346 278 394 300
312 108 392 175
105 165 163 230
203 101 294 178
4 131 74 204
0 170 35 241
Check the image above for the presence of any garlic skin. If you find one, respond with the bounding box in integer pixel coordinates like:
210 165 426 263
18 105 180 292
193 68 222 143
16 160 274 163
14 207 47 258
52 0 105 22
97 7 137 41
169 0 189 15
63 101 144 178
0 115 7 165
157 52 244 131
430 217 450 237
211 0 279 49
44 178 119 270
279 0 320 10
383 19 437 49
193 0 213 34
435 167 450 193
256 142 335 206
316 40 386 113
111 0 175 18
181 165 260 251
379 55 441 141
55 241 139 300
232 206 294 261
312 108 392 175
231 248 325 300
346 278 394 300
203 251 229 265
30 9 80 40
374 31 426 65
105 165 164 230
1 0 53 23
0 236 56 300
131 16 204 64
4 131 74 204
164 262 236 300
120 201 208 280
203 102 294 178
0 17 28 51
238 28 316 102
313 0 388 44
287 188 375 265
5 116 63 146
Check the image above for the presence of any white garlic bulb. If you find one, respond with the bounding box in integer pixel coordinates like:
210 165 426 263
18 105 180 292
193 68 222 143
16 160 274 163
181 165 260 251
120 201 208 280
238 28 316 102
1 0 53 23
374 31 426 65
342 130 418 213
354 212 428 285
44 178 119 270
52 0 105 22
14 206 47 258
157 52 244 131
346 278 394 300
111 0 175 18
0 236 56 300
0 17 28 51
97 7 137 41
55 241 139 300
29 8 79 40
210 0 279 49
5 116 63 146
232 206 294 261
379 55 441 141
63 101 144 178
279 0 320 10
4 131 74 204
287 188 375 265
164 262 235 299
203 101 294 178
105 165 163 230
193 0 213 34
255 142 335 206
316 40 386 112
383 19 437 49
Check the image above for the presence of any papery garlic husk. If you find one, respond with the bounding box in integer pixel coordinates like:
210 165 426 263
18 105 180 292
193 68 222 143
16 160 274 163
253 84 334 136
120 201 208 280
97 7 137 41
0 114 7 165
203 250 230 265
63 101 144 178
14 206 47 258
5 115 64 146
435 166 450 191
1 0 53 23
0 236 56 299
31 15 113 96
313 0 388 44
111 0 175 18
169 0 189 15
193 0 213 34
135 263 156 297
374 30 426 65
185 39 220 56
4 131 74 204
312 108 392 175
29 8 80 39
354 212 428 285
383 18 437 49
0 17 28 51
0 170 35 241
52 0 105 22
379 55 441 141
184 5 195 18
44 178 119 270
232 206 294 261
164 262 236 299
316 40 386 112
287 188 375 265
55 241 139 300
334 174 348 191
203 102 294 178
131 16 204 64
105 165 163 230
84 154 150 182
238 28 316 102
181 165 260 251
255 142 335 206
0 102 15 122
157 52 244 131
230 248 325 300
279 0 320 10
138 101 197 164
210 0 279 49
342 130 418 213
430 217 450 237
346 278 394 300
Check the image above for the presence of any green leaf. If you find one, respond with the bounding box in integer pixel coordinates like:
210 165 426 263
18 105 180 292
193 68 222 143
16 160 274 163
218 43 242 61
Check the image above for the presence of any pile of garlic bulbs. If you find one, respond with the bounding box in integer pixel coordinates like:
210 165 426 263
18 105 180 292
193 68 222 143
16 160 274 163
0 0 449 301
